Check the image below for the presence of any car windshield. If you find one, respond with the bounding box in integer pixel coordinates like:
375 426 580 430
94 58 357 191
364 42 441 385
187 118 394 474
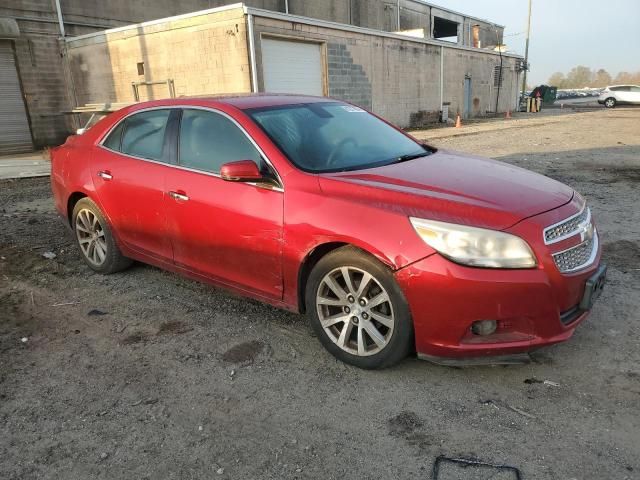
246 102 431 173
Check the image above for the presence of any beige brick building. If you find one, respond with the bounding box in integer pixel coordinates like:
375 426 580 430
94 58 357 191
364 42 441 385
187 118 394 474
66 4 522 130
1 1 520 153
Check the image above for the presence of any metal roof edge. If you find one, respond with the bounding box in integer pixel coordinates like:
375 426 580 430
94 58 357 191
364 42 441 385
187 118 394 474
64 2 245 43
244 6 521 58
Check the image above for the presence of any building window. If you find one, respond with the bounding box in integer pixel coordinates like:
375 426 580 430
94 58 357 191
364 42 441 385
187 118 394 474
137 62 145 76
433 17 459 43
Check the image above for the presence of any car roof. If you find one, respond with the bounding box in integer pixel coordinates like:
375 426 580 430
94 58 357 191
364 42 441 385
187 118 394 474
215 93 336 109
131 93 338 111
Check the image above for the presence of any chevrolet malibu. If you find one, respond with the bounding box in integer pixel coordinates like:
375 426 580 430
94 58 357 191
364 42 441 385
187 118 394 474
50 95 606 369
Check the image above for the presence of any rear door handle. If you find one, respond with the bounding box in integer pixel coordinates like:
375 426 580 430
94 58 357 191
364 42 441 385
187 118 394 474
97 170 113 180
168 191 189 202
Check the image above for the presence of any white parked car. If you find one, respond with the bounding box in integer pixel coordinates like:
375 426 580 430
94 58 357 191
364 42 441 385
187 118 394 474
598 85 640 108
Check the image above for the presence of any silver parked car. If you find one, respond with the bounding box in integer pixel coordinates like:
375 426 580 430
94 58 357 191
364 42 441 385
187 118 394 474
598 85 640 108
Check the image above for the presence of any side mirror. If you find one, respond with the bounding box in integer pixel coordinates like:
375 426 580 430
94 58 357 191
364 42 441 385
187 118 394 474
220 160 263 182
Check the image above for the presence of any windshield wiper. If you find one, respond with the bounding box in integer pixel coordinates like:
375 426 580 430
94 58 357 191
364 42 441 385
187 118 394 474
390 150 430 164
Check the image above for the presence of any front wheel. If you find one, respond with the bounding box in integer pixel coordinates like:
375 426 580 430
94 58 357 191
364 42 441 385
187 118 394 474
305 247 413 369
604 97 616 108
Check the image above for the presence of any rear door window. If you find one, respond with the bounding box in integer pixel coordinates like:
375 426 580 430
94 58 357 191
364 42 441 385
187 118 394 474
103 122 124 151
120 109 171 161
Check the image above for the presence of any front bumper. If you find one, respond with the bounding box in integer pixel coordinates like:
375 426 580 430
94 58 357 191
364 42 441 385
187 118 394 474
395 202 603 362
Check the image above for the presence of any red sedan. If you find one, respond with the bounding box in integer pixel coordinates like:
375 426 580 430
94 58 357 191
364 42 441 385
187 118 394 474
50 95 605 369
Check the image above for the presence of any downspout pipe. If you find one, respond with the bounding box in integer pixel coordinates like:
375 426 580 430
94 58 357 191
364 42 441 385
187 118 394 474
247 14 258 93
494 30 503 114
440 45 444 114
54 0 65 37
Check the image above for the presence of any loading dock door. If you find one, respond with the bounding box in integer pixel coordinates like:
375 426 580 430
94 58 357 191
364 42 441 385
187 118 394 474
261 38 324 96
0 41 33 154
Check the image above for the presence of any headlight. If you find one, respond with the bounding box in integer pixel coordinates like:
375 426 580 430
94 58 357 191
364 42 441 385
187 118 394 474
409 217 537 269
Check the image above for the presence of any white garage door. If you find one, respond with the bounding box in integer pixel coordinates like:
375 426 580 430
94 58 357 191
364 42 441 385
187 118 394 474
261 38 324 96
0 41 33 154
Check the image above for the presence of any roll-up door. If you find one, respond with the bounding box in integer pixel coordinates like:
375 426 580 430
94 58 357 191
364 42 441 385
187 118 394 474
261 38 324 96
0 40 33 154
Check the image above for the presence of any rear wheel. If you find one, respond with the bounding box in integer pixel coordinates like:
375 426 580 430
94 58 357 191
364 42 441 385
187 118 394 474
305 247 413 369
604 97 616 108
72 198 132 274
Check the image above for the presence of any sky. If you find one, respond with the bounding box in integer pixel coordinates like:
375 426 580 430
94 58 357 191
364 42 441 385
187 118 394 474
426 0 640 85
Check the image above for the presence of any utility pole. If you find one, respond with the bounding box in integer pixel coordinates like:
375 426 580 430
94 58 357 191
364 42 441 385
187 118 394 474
521 0 532 97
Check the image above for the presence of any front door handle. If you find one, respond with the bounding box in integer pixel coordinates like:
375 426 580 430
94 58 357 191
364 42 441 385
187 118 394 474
97 170 113 180
168 191 189 202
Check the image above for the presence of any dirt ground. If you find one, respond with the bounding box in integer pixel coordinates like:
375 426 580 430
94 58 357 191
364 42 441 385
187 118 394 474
1 108 639 480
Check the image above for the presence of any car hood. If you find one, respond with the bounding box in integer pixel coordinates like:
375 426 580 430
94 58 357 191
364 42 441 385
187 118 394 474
319 149 574 231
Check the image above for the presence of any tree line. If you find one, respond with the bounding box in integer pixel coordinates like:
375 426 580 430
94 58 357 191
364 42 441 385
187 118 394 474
547 66 640 89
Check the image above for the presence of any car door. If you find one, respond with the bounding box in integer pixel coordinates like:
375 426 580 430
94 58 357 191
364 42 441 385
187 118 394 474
615 86 632 103
92 108 175 261
165 107 284 299
629 86 640 104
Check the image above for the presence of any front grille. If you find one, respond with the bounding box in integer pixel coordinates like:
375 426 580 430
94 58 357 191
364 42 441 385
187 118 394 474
552 233 598 273
544 207 590 244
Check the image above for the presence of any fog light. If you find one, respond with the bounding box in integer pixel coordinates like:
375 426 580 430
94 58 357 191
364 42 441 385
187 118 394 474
471 320 497 336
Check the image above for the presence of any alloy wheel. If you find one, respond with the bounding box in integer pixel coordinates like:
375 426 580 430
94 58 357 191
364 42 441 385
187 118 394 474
605 98 615 108
75 208 107 266
316 266 395 356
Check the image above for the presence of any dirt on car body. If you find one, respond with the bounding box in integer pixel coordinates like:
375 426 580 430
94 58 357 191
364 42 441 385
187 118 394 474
1 109 639 479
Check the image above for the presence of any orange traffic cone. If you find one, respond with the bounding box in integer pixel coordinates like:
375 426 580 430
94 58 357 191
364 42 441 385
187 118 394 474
455 115 462 128
505 110 512 119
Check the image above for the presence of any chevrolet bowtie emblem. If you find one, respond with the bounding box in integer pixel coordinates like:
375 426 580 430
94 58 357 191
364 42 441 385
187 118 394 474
578 221 594 242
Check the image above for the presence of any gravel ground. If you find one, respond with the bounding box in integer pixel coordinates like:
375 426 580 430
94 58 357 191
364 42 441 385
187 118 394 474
1 109 639 479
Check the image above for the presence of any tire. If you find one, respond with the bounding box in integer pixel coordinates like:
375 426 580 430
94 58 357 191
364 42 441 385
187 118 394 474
305 246 413 369
604 97 616 108
72 197 132 274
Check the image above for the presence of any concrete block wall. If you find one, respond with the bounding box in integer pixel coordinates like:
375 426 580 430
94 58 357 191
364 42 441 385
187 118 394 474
399 0 430 33
1 1 509 147
11 34 65 148
327 43 372 110
370 39 443 125
252 15 519 128
66 8 251 106
442 49 518 118
1 1 105 147
350 0 397 31
57 0 284 25
0 0 282 147
288 0 350 23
